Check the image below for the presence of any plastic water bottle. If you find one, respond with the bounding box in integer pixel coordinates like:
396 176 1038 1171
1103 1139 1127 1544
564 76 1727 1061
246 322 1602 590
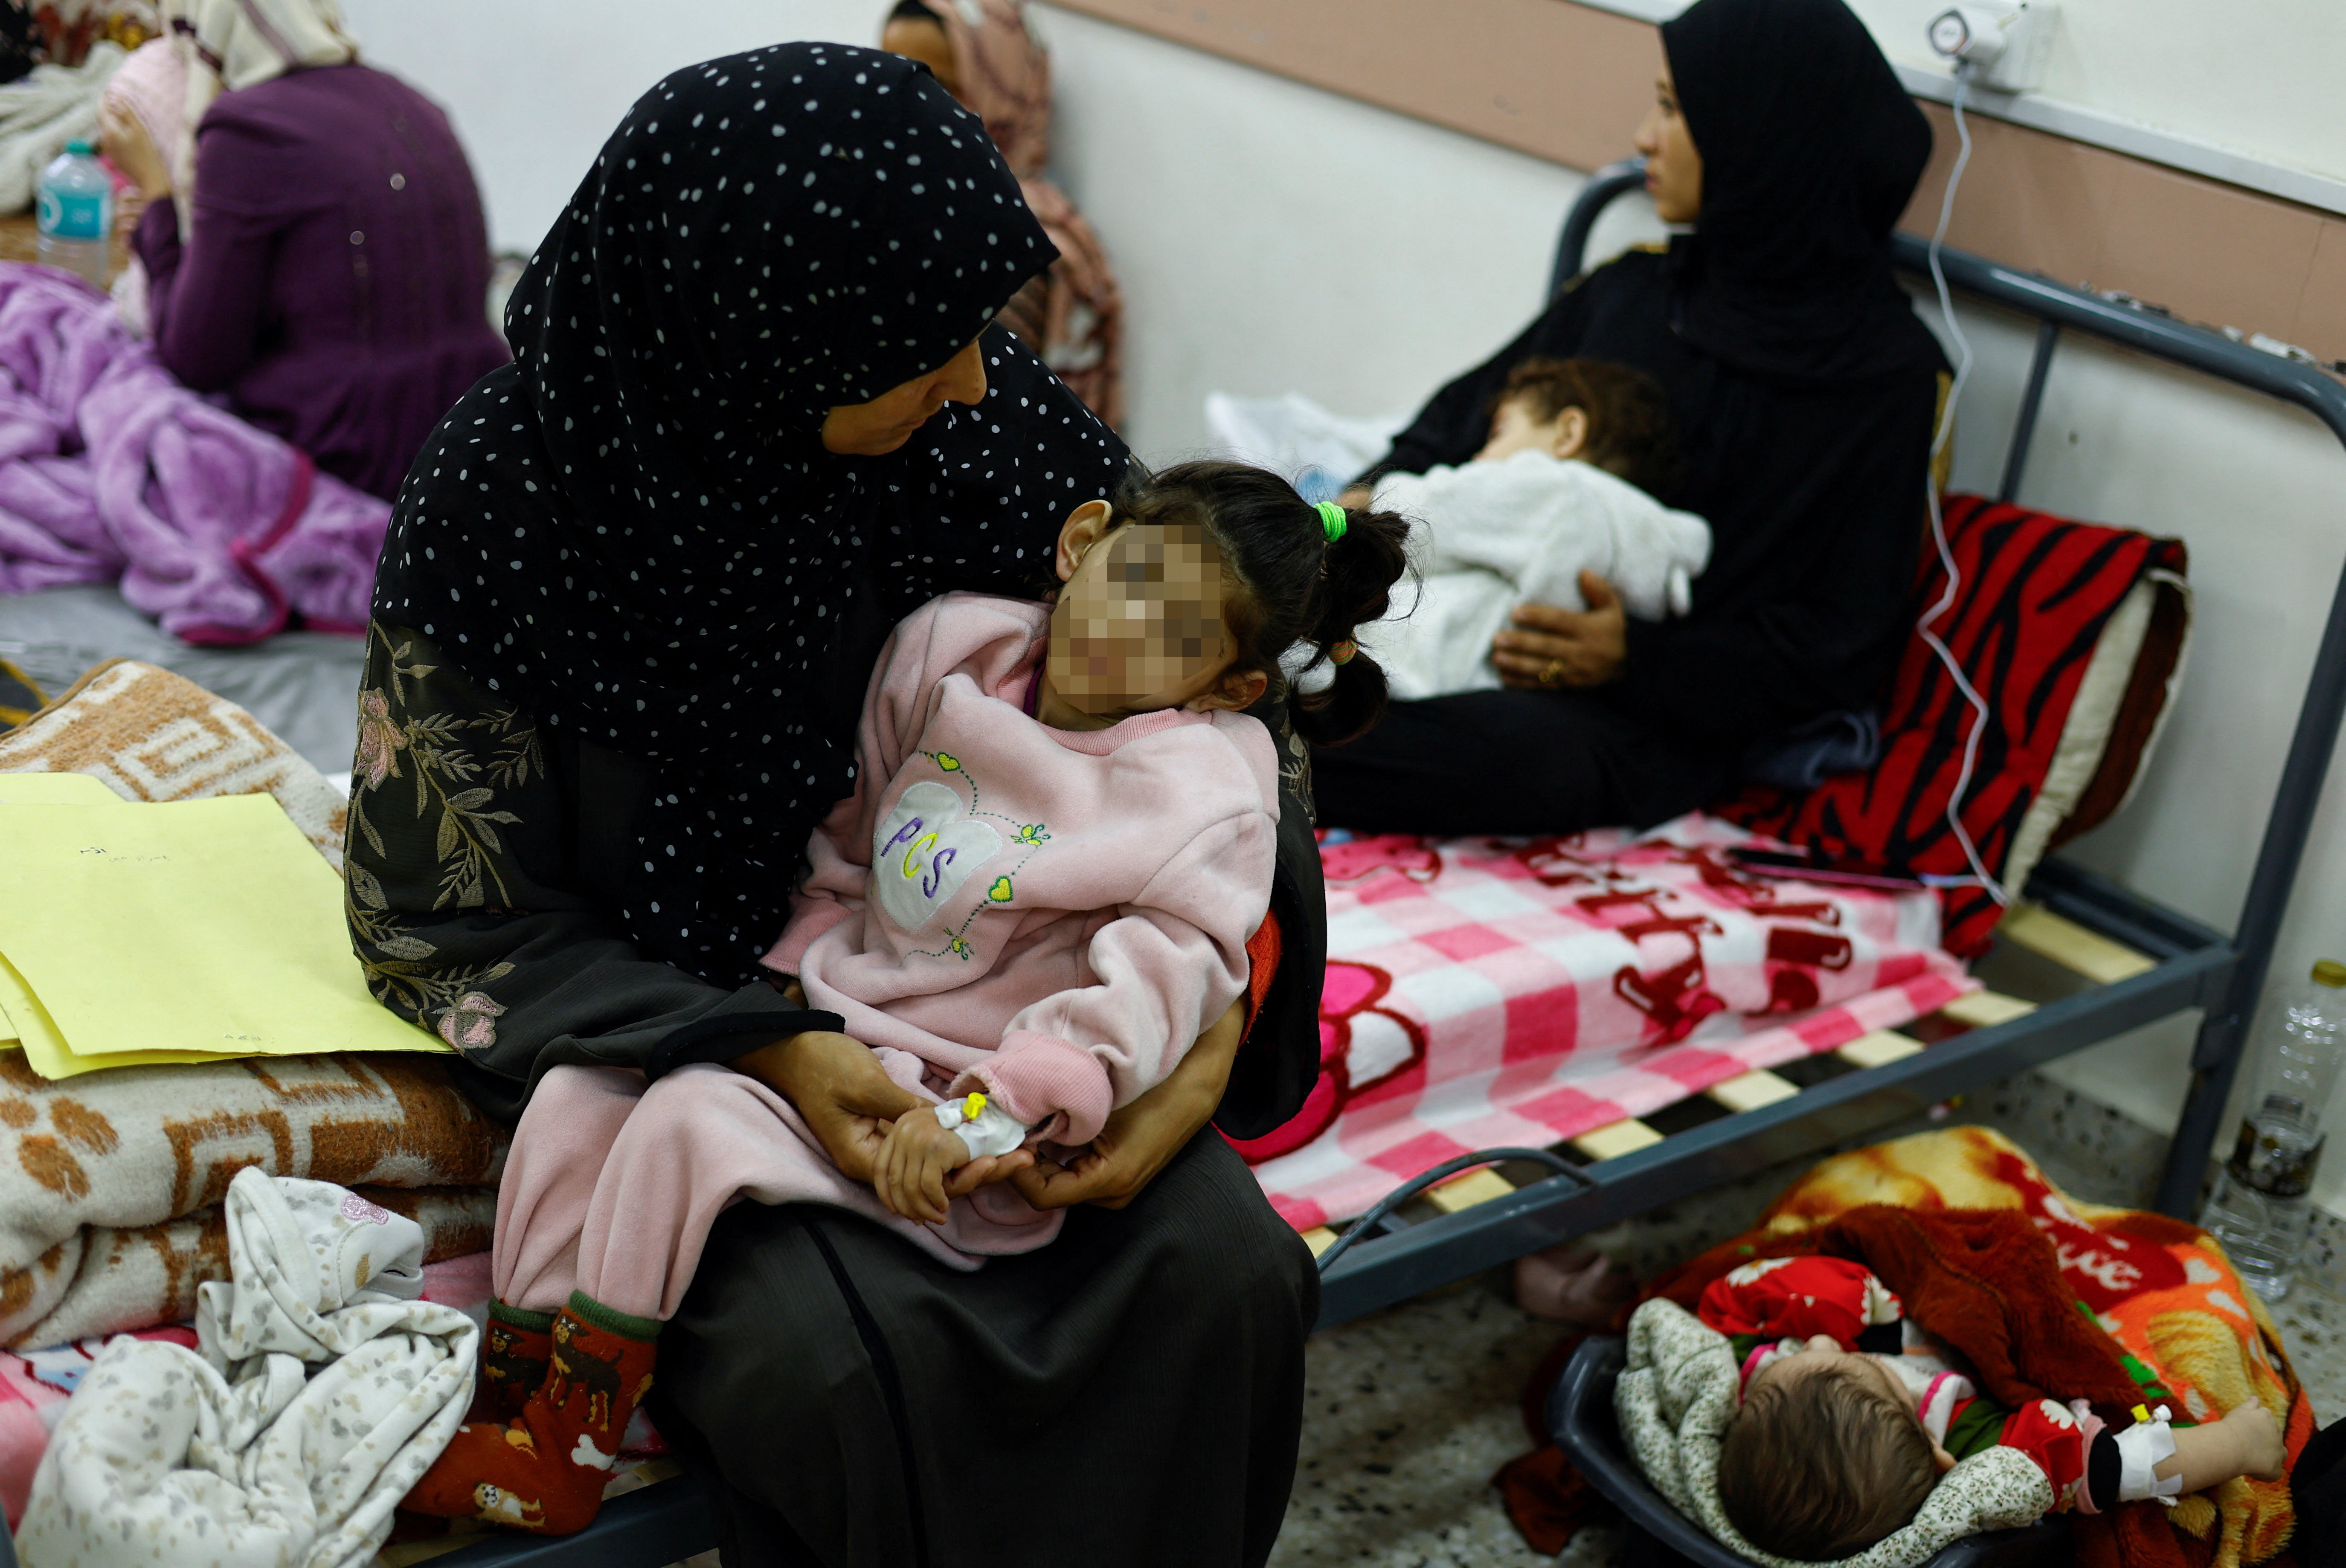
2200 958 2346 1300
36 139 112 290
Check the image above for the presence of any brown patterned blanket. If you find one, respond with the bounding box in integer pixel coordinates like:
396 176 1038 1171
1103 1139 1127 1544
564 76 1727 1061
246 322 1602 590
0 657 348 867
0 1051 502 1346
0 659 504 1347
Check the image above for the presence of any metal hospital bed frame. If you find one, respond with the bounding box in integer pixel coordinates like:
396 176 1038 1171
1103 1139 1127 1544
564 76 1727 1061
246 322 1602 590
165 162 2346 1568
1307 159 2346 1324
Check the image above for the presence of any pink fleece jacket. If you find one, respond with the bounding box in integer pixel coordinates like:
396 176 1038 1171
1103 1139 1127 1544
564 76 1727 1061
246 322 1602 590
763 593 1281 1144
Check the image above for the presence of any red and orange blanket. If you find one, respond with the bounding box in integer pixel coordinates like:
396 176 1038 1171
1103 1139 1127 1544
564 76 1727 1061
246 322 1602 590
1505 1128 2315 1567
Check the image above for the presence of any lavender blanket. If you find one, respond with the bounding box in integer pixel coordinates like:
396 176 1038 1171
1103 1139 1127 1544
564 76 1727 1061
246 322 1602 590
0 265 388 645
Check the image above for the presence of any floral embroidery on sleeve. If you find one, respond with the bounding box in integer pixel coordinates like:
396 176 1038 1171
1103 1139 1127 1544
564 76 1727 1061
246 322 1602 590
346 622 539 1047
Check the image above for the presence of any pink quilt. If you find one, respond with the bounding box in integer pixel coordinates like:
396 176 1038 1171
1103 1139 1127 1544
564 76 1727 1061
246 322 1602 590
1237 815 1975 1231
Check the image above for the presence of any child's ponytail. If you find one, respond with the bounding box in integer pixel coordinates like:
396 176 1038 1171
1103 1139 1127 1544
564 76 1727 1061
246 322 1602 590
1106 461 1413 746
1289 501 1411 747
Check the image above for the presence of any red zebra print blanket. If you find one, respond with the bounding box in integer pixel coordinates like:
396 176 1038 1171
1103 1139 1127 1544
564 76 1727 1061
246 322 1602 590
1722 495 2188 956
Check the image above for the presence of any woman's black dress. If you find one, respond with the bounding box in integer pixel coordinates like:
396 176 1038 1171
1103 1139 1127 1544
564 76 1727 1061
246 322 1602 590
1313 0 1951 838
350 45 1321 1567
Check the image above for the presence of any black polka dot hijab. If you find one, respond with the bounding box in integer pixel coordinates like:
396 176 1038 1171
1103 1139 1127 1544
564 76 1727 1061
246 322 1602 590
372 42 1130 980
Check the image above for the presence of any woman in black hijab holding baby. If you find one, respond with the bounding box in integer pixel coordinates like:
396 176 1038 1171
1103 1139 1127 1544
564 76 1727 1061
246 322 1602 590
1316 0 1948 835
349 43 1322 1567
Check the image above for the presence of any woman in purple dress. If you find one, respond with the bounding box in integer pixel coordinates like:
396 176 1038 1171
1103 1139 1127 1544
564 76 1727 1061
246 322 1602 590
100 0 506 501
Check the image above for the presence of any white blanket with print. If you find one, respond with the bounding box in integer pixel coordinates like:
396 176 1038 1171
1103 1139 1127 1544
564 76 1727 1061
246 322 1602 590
17 1169 478 1568
1363 451 1712 701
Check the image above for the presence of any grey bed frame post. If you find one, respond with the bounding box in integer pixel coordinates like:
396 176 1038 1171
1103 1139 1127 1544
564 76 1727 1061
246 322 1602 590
1556 159 2346 1219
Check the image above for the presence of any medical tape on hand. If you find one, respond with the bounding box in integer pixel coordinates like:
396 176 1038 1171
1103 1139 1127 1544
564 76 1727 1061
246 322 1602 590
2113 1405 2182 1505
934 1092 1029 1158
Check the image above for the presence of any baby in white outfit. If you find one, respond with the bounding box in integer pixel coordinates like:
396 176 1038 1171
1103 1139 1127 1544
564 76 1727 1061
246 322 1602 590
1360 356 1712 701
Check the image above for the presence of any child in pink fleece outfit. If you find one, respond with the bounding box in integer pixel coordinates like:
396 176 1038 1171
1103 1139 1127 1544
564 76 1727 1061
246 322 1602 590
766 585 1278 1215
485 461 1411 1337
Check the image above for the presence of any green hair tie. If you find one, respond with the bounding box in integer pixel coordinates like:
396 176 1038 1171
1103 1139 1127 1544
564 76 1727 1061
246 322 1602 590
1315 500 1348 543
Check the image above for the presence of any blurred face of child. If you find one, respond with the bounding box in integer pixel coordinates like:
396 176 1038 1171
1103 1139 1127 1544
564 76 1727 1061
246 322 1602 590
1040 502 1264 729
1476 394 1592 464
1747 1335 1960 1475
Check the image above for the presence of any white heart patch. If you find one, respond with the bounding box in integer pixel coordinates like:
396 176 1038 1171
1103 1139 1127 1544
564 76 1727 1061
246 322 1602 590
872 780 1003 932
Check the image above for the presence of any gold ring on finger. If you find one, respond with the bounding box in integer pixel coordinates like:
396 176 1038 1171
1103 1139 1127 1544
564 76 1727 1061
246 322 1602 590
1541 659 1566 687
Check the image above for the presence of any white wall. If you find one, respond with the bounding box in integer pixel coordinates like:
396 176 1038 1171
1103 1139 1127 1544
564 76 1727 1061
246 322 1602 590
1032 7 1614 458
336 0 887 254
1843 0 2346 185
342 2 2346 1206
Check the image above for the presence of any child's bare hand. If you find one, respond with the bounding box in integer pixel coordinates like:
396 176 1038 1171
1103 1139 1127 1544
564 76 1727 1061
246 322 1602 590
2223 1397 2287 1480
874 1107 975 1225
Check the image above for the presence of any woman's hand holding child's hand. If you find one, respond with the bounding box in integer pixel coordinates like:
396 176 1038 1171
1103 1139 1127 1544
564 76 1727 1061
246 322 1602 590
738 977 1038 1217
733 1028 922 1185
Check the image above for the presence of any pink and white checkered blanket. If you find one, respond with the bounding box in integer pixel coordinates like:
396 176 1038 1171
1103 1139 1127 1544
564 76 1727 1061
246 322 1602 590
1237 814 1975 1231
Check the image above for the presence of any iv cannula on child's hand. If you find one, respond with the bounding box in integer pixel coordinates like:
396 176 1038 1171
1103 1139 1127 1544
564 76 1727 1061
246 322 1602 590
935 1091 1030 1158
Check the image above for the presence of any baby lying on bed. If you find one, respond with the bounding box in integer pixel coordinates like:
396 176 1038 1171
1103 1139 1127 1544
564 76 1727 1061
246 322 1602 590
1357 356 1711 701
1705 1255 2286 1559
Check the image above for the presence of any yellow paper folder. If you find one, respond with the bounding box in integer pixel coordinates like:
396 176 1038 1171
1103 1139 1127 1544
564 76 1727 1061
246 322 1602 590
0 951 226 1077
0 776 228 1072
0 770 120 1055
0 795 449 1065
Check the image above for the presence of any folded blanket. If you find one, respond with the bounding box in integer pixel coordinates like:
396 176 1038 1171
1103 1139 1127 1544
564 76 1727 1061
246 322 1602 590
1649 1128 2311 1568
21 1181 493 1351
1 663 501 1351
0 657 350 868
0 1049 504 1348
19 1168 479 1568
0 263 390 643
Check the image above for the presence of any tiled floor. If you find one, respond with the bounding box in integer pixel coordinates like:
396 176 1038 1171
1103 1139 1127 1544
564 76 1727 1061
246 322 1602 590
1266 1082 2346 1567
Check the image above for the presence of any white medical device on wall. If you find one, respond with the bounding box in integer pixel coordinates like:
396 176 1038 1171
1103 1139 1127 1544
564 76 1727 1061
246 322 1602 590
1927 1 2057 93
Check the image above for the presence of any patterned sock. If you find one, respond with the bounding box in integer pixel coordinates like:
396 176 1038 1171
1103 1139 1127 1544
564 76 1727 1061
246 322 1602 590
403 1292 659 1535
478 1299 554 1420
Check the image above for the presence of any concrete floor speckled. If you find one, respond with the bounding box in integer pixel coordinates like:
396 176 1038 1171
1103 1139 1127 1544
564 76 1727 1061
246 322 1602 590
1266 1084 2346 1567
1271 1279 1561 1568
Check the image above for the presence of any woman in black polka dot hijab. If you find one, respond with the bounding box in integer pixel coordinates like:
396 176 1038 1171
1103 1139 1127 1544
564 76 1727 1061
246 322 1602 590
350 43 1320 1564
371 42 1121 976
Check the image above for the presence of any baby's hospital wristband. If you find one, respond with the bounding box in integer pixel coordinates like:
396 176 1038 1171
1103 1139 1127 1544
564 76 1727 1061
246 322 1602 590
935 1092 1028 1158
